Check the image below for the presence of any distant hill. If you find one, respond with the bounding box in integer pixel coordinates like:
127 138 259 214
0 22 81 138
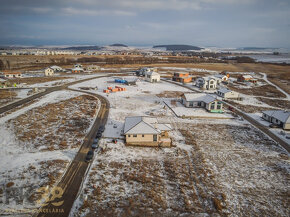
109 44 128 47
238 47 278 50
153 44 202 51
63 46 101 50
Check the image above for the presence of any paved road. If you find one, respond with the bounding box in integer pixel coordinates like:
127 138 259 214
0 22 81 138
0 72 130 115
35 90 110 217
161 78 289 153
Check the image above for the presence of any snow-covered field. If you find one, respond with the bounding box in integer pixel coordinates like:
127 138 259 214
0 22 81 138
69 75 289 216
0 90 99 213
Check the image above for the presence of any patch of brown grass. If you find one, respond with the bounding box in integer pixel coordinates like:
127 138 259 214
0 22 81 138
0 89 17 100
10 76 71 85
156 91 184 98
256 97 290 109
228 84 286 98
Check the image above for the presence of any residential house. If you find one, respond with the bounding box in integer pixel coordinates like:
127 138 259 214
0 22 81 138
4 72 22 78
124 116 172 147
71 67 84 73
145 71 160 83
215 74 229 82
44 67 54 76
262 110 290 130
181 93 223 113
86 65 100 71
217 88 240 100
172 72 192 83
195 77 218 90
50 65 63 72
137 67 157 76
74 63 83 68
237 75 257 83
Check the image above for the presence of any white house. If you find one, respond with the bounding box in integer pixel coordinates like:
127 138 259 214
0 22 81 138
44 67 54 76
215 74 229 82
262 110 290 130
195 77 218 90
71 67 84 73
138 67 157 76
145 71 160 83
181 93 223 113
217 88 240 99
50 65 63 72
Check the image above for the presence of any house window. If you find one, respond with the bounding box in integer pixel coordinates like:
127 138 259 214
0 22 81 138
217 105 221 109
210 81 214 84
210 103 215 110
198 102 201 106
128 135 131 137
133 134 137 137
153 135 157 141
142 134 144 137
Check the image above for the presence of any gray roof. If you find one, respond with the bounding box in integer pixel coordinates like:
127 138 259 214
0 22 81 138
218 88 232 94
124 116 171 135
72 67 84 71
262 110 290 123
146 71 160 76
183 93 217 103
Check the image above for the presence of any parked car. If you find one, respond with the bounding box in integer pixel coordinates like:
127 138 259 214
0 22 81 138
269 123 280 128
96 131 102 138
92 143 98 149
92 138 99 149
99 125 105 132
85 150 94 162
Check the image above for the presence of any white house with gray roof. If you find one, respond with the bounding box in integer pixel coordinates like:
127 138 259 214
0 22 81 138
145 71 160 83
181 93 223 113
124 116 171 146
217 88 240 100
262 110 290 130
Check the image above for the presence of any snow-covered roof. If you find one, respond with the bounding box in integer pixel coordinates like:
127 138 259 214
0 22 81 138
72 67 84 71
262 110 290 123
218 88 232 94
183 93 217 103
0 78 7 82
242 75 253 79
146 71 160 76
50 65 62 70
124 116 171 135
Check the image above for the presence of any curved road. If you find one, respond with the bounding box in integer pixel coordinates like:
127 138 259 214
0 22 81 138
35 90 109 217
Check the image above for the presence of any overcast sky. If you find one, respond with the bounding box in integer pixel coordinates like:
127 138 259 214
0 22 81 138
0 0 289 48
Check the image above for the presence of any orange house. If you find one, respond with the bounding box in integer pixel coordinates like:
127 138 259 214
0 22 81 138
172 72 192 83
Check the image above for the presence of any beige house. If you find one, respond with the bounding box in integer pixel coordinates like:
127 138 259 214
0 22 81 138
86 65 100 71
44 67 54 76
124 116 171 147
145 71 160 83
217 88 240 100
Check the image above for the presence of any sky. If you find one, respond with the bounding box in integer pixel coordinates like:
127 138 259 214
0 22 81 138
0 0 289 48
